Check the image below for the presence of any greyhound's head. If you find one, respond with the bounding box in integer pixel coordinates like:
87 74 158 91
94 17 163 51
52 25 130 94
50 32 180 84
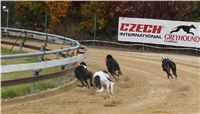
80 62 87 66
191 25 196 29
106 54 113 59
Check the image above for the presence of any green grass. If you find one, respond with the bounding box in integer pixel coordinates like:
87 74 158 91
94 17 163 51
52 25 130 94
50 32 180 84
35 79 55 91
1 47 25 54
1 47 39 65
1 47 66 99
1 47 58 80
2 71 33 80
1 67 62 99
1 79 56 99
1 84 31 98
1 67 57 80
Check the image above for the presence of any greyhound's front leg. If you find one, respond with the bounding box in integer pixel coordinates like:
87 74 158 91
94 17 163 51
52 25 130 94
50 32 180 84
188 32 194 35
110 82 114 95
106 84 111 98
84 80 90 89
111 74 118 82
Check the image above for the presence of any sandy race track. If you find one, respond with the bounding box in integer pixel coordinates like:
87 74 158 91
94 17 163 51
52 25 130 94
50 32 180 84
1 46 200 114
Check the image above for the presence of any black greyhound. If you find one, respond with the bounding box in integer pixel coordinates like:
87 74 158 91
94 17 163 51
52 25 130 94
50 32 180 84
161 57 177 79
170 25 196 35
105 55 122 81
74 62 94 88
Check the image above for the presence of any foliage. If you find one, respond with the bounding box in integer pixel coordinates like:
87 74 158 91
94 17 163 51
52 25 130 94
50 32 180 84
1 1 200 40
14 1 46 31
14 1 71 32
113 1 190 20
185 2 200 21
44 1 72 32
78 2 105 34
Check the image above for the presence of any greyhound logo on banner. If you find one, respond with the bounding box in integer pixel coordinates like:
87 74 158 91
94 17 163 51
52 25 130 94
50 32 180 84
118 17 200 48
170 25 196 35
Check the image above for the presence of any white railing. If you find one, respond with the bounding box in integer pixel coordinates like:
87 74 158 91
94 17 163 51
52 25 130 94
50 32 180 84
1 27 88 73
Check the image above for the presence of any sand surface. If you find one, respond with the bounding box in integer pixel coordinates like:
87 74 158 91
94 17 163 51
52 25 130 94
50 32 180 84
1 39 200 114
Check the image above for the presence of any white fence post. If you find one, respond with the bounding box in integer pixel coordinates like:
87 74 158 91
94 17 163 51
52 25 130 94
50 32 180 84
40 45 46 61
30 69 40 93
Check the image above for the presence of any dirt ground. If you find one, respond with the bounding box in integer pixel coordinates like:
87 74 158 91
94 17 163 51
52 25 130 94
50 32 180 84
1 41 200 114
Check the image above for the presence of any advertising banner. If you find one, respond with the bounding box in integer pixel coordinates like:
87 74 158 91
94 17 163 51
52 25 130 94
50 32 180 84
118 17 200 48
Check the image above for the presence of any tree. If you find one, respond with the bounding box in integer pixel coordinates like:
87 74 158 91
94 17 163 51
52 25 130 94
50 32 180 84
12 1 199 41
111 1 191 21
185 2 200 22
44 1 71 32
78 2 119 40
14 1 71 32
15 1 46 31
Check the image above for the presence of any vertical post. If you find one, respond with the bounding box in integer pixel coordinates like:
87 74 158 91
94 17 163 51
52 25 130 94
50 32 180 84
93 13 97 47
56 52 60 59
59 66 65 71
195 49 198 56
44 12 48 47
40 45 45 61
20 32 25 51
6 8 9 30
142 43 145 52
30 70 40 93
2 6 9 38
19 40 24 51
55 52 62 86
45 12 48 34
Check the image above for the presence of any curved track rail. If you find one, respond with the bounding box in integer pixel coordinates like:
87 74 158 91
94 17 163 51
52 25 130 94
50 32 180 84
1 27 88 88
1 27 87 73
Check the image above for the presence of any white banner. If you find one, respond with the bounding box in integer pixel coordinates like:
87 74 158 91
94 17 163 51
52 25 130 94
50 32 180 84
118 17 200 48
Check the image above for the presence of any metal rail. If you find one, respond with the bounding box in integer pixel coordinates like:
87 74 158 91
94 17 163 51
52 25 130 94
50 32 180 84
1 27 88 74
1 27 80 59
79 40 200 51
1 64 77 87
1 27 88 93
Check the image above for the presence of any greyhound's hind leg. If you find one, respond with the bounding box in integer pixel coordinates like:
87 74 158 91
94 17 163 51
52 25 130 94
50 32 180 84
172 70 177 79
112 75 119 82
167 72 173 79
174 74 177 79
170 27 181 34
171 68 177 79
170 75 173 79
